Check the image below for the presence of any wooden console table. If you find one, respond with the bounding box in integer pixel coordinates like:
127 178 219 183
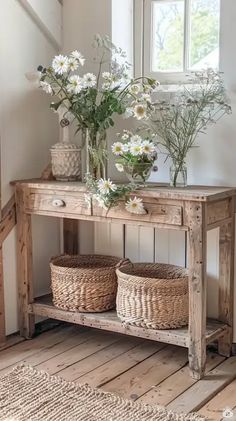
14 180 236 379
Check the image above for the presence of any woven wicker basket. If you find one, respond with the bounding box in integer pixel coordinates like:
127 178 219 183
50 255 129 312
116 263 188 329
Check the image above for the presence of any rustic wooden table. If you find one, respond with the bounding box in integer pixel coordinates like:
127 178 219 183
14 180 236 379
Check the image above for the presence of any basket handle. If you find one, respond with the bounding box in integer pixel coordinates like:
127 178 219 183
116 258 131 268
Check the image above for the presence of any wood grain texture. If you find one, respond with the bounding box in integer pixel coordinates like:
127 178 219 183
15 186 35 338
101 345 188 400
167 357 236 414
0 195 17 344
0 196 16 244
138 352 225 406
78 341 166 388
0 323 236 415
12 180 236 202
25 189 91 217
198 378 236 420
63 219 78 254
93 201 183 226
28 295 229 349
207 199 231 226
59 337 144 382
29 295 189 347
184 201 207 379
218 206 235 357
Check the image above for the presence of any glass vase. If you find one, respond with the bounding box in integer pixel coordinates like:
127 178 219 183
123 162 153 185
82 128 108 179
170 162 187 187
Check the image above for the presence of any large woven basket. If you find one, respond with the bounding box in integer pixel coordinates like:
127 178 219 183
50 255 129 312
116 263 188 329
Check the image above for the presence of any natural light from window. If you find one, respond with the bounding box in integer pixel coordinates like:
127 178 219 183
151 0 220 73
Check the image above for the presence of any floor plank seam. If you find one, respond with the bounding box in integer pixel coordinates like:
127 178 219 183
59 340 147 379
0 328 96 373
98 344 168 388
54 338 138 377
165 357 228 408
135 359 190 403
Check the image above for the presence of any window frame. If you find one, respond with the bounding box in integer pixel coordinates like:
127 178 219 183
134 0 221 84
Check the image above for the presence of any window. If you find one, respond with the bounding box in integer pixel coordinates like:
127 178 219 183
136 0 220 83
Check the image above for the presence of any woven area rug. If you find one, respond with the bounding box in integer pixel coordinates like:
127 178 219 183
0 365 206 421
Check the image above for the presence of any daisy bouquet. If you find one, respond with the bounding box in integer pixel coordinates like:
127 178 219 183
85 174 146 215
112 131 157 184
37 35 158 179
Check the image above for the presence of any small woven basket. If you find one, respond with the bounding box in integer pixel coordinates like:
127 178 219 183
50 254 129 312
116 263 189 329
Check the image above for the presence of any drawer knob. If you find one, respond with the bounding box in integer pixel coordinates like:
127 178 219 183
52 199 66 208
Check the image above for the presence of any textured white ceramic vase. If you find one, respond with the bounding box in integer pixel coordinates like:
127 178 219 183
50 142 81 181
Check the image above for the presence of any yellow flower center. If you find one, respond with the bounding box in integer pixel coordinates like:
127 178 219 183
136 106 145 115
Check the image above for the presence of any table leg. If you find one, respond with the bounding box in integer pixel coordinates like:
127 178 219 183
218 215 235 357
63 219 78 254
186 202 207 379
16 186 35 338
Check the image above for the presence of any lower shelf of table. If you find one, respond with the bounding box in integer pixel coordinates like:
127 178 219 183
29 294 229 349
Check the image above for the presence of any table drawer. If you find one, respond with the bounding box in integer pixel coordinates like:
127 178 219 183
93 200 183 226
25 190 91 216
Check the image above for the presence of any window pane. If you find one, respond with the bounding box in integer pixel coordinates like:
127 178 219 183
151 0 185 72
189 0 220 70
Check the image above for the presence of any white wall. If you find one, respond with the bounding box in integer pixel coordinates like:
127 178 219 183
0 0 60 334
63 0 236 338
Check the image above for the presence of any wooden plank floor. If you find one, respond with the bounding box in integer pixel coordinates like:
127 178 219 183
1 324 236 420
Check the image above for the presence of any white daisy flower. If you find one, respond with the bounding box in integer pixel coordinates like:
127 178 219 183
112 142 124 156
102 72 113 81
115 163 124 172
141 93 151 103
129 143 143 156
83 73 97 88
121 133 130 141
133 104 147 120
125 197 146 215
97 178 117 195
40 81 53 95
142 140 156 155
124 107 134 119
68 57 79 71
130 134 142 144
67 75 84 94
102 82 110 91
52 55 69 75
129 84 141 96
71 50 85 66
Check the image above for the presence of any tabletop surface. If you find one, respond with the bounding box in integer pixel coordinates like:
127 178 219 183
13 179 236 202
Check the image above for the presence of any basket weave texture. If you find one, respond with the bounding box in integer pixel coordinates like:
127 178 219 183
50 254 128 312
116 263 189 329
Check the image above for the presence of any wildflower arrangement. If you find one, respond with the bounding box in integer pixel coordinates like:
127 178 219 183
37 34 159 178
146 69 231 186
112 130 157 183
85 174 146 215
